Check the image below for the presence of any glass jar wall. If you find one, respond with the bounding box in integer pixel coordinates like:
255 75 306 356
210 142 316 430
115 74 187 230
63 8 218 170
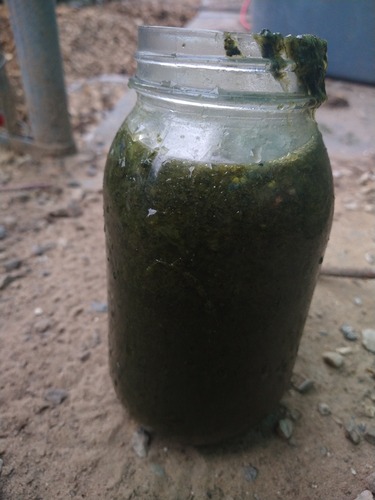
103 27 334 444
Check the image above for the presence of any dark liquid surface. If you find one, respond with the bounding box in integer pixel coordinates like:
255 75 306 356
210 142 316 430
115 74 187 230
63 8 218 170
103 128 334 443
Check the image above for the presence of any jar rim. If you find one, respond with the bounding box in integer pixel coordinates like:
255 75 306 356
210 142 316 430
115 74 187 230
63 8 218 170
133 26 327 106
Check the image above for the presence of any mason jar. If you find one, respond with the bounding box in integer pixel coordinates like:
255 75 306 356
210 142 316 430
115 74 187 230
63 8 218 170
103 27 334 444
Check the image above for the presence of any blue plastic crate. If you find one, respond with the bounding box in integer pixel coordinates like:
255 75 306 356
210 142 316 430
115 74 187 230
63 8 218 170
251 0 375 84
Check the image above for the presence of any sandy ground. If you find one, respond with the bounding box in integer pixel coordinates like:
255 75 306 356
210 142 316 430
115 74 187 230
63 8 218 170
1 2 375 499
0 0 200 133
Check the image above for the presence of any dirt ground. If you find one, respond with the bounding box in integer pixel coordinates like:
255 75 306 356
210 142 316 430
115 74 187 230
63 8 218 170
0 0 200 133
1 2 375 500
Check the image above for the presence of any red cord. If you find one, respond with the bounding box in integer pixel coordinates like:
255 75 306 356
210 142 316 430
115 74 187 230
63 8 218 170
240 0 251 31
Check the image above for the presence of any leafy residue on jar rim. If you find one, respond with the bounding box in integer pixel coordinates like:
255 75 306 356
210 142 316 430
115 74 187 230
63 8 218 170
253 29 327 106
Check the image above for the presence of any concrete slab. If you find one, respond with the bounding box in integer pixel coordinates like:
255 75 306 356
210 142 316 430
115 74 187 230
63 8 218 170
201 0 244 10
186 10 244 31
86 88 136 151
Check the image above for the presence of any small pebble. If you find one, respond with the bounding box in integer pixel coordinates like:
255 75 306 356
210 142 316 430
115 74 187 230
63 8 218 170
345 422 361 445
12 191 30 203
79 351 91 362
358 172 373 185
90 301 108 313
362 329 375 354
86 165 97 177
57 238 68 249
66 179 81 188
0 441 6 455
364 428 375 445
365 471 375 494
132 427 151 458
354 296 363 306
2 215 17 229
32 242 56 256
34 307 43 316
363 405 375 418
336 346 353 356
277 418 294 440
354 491 374 500
318 403 331 416
365 204 375 213
243 465 258 482
48 200 83 219
340 324 359 341
35 318 51 334
296 379 314 394
323 351 344 368
365 252 375 265
357 422 367 433
344 201 358 211
44 388 68 405
70 189 85 202
0 275 12 291
0 225 7 240
320 446 329 456
150 463 165 477
288 408 302 422
3 258 22 272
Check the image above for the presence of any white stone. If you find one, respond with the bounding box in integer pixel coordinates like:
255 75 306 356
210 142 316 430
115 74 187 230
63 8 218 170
323 351 344 368
354 491 373 500
362 329 375 354
336 346 353 355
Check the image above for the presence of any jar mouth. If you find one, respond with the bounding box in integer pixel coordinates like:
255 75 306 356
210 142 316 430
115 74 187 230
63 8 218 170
131 26 327 107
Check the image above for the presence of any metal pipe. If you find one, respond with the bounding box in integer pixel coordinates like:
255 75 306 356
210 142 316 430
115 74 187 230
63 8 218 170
0 53 19 135
7 0 76 155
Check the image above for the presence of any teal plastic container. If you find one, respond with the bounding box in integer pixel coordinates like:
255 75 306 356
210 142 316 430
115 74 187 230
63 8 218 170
251 0 375 84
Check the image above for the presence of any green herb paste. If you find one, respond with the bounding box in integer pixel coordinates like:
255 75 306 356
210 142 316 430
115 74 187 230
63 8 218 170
224 32 242 57
254 29 328 104
103 128 333 443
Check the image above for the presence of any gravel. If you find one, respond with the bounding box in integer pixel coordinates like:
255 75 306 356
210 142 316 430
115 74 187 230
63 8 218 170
345 421 361 445
132 427 151 458
366 472 375 494
31 242 56 256
243 465 258 482
150 463 165 477
353 296 363 306
296 379 314 394
340 324 359 341
364 427 375 445
322 351 344 368
318 403 331 416
277 418 294 440
336 346 353 356
44 388 69 405
90 301 108 313
3 258 22 272
362 329 375 354
0 225 7 240
354 491 374 500
35 318 51 334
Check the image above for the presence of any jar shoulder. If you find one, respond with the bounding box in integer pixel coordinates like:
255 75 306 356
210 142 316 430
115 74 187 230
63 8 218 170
123 99 323 165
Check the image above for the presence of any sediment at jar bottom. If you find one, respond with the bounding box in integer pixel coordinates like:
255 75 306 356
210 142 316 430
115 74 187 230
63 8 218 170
103 128 334 444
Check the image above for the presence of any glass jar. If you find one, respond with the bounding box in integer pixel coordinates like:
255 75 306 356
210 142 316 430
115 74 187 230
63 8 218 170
103 27 334 444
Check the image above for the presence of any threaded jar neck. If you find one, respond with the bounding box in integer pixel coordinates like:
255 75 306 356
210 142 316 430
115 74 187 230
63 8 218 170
130 26 327 108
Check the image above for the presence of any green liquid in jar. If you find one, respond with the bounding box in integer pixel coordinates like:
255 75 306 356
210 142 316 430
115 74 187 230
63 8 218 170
103 127 334 444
